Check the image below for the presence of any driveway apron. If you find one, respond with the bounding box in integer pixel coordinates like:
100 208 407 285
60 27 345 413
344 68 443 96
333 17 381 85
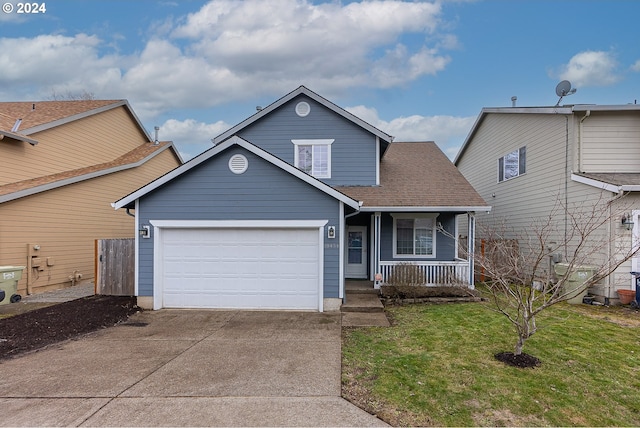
0 310 388 427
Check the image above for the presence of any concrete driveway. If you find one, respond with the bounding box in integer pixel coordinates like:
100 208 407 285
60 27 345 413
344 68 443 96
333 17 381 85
0 310 388 427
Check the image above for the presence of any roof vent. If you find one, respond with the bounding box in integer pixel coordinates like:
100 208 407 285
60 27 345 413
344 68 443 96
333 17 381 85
228 154 248 174
295 101 311 117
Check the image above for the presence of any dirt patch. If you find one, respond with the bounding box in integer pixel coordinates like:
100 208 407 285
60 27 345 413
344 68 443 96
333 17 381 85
0 295 139 360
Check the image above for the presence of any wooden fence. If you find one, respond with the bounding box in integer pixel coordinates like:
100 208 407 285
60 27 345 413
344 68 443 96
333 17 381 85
95 238 134 295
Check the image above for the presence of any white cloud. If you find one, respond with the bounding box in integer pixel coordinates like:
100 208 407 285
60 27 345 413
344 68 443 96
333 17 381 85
0 0 456 120
631 60 640 72
0 34 122 97
556 50 620 87
346 105 475 159
165 0 449 95
159 117 231 159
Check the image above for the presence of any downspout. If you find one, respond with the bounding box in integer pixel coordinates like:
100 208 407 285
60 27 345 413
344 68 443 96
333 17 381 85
564 115 569 261
125 208 135 217
578 110 591 173
607 188 627 303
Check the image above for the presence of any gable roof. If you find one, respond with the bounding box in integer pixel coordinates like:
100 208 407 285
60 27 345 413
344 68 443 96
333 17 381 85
212 86 394 149
454 104 640 165
0 99 153 143
113 135 361 211
0 142 178 204
337 142 490 212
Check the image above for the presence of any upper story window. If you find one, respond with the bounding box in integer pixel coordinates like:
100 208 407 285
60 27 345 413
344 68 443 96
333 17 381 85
292 139 334 178
498 146 526 182
392 213 437 258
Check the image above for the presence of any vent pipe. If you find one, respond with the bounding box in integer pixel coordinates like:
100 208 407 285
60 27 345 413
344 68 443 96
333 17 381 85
11 119 22 132
153 126 159 145
511 96 517 107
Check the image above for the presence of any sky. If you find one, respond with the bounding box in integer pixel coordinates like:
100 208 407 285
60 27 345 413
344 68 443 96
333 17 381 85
1 0 639 160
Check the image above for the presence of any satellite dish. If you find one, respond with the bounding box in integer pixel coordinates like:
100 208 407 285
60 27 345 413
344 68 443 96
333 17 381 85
555 80 576 106
555 80 572 97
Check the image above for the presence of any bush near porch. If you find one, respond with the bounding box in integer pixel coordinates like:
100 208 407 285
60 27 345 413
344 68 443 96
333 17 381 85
380 262 479 300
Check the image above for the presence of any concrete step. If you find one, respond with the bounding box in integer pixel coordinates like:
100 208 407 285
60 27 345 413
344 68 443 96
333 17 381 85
345 287 380 295
341 292 384 313
344 281 379 295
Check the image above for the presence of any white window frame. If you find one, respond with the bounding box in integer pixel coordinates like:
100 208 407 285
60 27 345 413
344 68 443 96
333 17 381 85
498 146 526 182
391 213 438 258
292 139 334 178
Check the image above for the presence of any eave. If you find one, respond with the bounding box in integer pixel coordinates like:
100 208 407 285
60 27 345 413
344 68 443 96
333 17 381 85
0 130 39 145
113 135 361 211
212 86 394 147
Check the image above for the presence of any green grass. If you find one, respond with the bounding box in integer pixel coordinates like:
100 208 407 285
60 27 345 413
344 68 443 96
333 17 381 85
342 302 640 426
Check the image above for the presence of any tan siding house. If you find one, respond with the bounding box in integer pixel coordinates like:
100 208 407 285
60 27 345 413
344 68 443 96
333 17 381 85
455 104 640 303
0 100 182 296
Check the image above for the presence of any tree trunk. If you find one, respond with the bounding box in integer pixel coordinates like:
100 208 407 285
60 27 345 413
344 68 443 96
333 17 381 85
514 335 525 356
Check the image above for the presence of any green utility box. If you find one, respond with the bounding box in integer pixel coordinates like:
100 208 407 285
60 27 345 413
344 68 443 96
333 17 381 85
554 263 597 304
0 266 25 305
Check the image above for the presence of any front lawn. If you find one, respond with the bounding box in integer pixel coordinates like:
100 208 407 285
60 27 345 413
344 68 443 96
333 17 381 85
342 302 640 426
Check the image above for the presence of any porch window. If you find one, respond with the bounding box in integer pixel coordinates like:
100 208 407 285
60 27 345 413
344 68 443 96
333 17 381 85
392 214 436 257
292 139 334 178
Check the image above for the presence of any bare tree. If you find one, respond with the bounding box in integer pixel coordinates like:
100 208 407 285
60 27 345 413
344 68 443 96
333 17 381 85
468 192 638 358
47 90 96 100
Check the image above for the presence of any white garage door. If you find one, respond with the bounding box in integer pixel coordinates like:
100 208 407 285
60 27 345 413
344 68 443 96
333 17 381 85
159 226 322 310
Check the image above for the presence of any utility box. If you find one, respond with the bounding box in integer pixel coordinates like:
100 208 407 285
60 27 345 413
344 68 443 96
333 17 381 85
0 266 25 305
554 263 597 304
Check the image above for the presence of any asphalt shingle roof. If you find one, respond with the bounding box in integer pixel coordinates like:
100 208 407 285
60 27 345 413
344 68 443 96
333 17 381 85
0 100 121 132
336 141 488 209
0 142 172 201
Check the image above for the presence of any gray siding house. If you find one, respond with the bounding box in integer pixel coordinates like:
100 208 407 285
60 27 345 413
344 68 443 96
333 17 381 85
455 104 640 303
114 86 489 311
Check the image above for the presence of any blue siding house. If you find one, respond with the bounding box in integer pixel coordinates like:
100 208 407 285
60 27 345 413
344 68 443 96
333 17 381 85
113 87 489 311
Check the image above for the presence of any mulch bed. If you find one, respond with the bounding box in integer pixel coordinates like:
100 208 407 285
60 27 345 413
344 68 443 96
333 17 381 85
494 351 541 368
0 295 139 360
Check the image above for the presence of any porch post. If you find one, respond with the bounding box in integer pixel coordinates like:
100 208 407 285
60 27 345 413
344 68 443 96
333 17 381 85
467 212 476 288
374 211 382 289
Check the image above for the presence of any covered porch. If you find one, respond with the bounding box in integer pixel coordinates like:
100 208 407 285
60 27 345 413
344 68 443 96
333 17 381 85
343 211 477 290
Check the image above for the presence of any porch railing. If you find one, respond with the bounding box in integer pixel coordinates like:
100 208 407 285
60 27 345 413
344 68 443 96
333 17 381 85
379 260 470 286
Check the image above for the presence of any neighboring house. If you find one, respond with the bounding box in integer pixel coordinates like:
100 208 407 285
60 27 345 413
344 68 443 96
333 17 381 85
113 86 489 312
0 100 182 296
455 103 640 302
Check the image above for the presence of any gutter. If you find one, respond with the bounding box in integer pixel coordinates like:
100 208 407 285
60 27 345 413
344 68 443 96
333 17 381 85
571 173 640 193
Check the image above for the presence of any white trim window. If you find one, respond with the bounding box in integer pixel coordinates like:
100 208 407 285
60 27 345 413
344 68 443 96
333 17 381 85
292 139 334 178
498 146 526 182
392 213 437 258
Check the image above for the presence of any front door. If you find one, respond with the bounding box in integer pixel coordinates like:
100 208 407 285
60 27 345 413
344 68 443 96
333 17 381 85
346 226 368 278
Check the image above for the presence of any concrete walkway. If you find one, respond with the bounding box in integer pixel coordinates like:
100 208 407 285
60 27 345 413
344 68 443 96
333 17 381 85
342 281 390 327
0 309 388 427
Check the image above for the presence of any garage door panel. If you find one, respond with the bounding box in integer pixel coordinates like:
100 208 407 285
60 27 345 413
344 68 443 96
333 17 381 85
160 227 321 310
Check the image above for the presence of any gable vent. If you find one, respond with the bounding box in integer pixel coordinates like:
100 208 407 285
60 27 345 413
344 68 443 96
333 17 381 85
295 101 311 117
229 154 248 174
